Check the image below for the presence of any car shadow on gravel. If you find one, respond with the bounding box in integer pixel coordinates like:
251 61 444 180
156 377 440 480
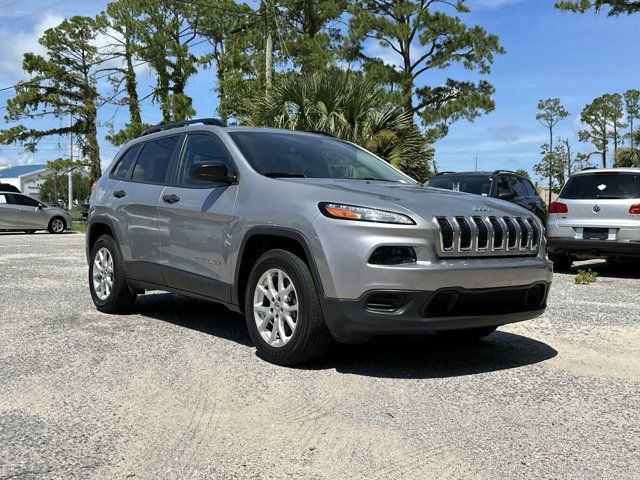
134 293 557 379
133 293 252 347
309 332 558 379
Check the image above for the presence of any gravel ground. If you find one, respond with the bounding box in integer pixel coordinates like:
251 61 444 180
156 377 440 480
1 232 638 480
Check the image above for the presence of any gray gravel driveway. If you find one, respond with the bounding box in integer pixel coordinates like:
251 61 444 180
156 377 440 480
1 232 638 479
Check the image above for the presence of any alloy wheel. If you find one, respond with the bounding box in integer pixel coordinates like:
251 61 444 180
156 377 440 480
51 218 64 233
92 247 114 301
253 268 299 348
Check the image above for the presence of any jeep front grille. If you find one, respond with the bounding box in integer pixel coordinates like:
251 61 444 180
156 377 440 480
434 215 540 257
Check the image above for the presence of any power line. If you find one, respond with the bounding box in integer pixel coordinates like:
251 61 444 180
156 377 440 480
0 0 69 24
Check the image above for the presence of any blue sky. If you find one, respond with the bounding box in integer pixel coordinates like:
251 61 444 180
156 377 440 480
1 0 639 181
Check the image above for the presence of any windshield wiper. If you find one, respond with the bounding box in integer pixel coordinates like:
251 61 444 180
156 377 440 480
264 172 306 178
357 177 396 182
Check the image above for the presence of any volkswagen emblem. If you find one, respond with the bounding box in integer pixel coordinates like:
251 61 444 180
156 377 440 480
592 205 601 213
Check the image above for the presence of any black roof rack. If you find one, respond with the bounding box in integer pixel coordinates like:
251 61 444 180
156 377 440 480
305 130 336 138
141 118 227 136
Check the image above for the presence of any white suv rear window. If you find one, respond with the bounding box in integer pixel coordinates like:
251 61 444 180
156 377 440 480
561 173 640 199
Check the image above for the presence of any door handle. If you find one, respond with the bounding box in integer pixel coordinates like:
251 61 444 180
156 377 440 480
162 194 180 204
113 190 126 198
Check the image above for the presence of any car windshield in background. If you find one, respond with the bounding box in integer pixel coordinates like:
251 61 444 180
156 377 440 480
561 173 640 199
228 131 416 184
425 175 493 196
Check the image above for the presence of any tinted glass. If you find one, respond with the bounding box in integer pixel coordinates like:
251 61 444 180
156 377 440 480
12 194 40 207
426 175 493 195
560 173 640 199
176 134 233 186
131 136 179 184
229 131 415 184
512 177 529 197
111 144 141 179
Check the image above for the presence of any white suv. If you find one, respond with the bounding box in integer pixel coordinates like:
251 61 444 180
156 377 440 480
547 168 640 270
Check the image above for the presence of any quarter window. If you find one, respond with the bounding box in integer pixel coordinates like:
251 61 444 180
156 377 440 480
175 134 234 186
111 144 141 180
131 136 179 184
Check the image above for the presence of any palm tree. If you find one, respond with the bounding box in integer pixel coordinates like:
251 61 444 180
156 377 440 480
615 131 640 167
250 70 431 181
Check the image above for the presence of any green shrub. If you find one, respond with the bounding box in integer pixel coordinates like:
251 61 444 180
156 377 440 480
575 269 598 284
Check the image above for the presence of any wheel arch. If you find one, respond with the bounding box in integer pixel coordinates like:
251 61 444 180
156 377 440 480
86 218 121 264
232 227 325 310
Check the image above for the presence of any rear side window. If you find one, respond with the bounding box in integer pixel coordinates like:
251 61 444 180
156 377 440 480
111 144 141 179
511 177 529 197
560 173 640 199
131 136 179 184
11 194 40 207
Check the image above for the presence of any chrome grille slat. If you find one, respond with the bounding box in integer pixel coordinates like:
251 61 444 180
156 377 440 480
433 215 540 258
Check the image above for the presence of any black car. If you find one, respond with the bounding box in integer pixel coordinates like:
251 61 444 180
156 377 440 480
425 170 547 222
0 183 20 193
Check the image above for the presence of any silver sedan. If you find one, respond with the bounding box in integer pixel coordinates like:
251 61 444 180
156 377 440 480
0 191 72 234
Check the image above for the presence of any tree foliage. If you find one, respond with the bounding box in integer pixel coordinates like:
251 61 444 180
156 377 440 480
347 0 504 141
0 16 103 180
251 70 432 181
555 0 640 15
578 93 626 168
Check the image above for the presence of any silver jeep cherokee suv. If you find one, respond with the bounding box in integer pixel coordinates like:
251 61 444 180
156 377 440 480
87 118 553 365
547 167 640 270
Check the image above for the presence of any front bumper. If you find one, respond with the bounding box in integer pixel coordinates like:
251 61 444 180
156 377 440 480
321 282 551 343
548 238 640 257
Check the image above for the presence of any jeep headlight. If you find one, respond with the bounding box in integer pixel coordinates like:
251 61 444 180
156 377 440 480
318 202 415 225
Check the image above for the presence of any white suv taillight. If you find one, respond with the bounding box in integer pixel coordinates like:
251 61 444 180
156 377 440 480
629 204 640 215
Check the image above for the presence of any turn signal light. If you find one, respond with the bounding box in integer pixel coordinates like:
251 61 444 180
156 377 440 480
629 204 640 215
549 202 568 214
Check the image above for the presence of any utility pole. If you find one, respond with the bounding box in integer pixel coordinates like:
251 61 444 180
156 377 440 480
475 154 478 172
67 114 73 211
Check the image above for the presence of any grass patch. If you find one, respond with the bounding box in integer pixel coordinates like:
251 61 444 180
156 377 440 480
71 221 87 233
575 269 598 284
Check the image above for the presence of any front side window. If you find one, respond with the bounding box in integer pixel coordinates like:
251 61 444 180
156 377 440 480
426 175 493 195
175 134 234 186
131 136 179 184
111 144 141 180
561 173 640 199
229 131 415 184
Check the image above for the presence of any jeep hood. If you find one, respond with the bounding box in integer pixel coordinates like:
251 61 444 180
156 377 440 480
278 178 532 219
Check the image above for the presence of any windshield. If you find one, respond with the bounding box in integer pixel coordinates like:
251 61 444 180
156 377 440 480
560 173 640 199
228 131 416 184
425 175 493 196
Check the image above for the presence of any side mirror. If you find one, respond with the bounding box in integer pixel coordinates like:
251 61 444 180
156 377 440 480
498 190 515 199
189 162 236 183
37 204 44 210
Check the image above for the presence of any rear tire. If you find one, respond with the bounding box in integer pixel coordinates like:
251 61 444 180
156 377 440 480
549 253 573 271
48 217 65 234
244 249 333 366
89 234 137 313
437 326 498 341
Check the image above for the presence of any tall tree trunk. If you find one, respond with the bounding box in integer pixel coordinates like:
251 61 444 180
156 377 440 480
548 128 553 205
631 117 635 150
265 31 273 90
124 33 141 126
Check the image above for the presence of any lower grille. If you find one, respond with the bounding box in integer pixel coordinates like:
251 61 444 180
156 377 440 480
434 215 540 257
421 284 548 318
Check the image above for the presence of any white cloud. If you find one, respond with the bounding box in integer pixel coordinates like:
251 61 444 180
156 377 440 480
470 0 524 9
0 12 64 82
0 153 38 166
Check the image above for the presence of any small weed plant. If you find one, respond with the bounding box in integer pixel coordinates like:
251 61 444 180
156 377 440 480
575 269 598 284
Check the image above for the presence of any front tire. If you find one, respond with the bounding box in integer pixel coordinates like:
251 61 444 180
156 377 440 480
89 234 137 313
48 217 65 234
244 249 333 366
549 253 573 271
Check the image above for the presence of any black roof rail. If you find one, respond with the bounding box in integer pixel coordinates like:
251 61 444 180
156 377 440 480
305 130 336 138
581 166 597 171
434 171 456 176
492 169 519 175
141 118 227 136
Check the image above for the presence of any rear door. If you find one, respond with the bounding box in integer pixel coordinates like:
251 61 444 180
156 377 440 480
0 193 21 228
112 135 180 281
157 132 239 301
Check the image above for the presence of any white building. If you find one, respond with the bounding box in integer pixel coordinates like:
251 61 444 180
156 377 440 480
0 164 48 199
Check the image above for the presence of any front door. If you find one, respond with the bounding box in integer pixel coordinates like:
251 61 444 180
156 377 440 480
157 132 239 302
12 194 48 229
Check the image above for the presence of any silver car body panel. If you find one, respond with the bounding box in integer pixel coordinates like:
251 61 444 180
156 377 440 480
0 191 72 231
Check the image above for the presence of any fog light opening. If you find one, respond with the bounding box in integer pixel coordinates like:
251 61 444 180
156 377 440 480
369 246 417 265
